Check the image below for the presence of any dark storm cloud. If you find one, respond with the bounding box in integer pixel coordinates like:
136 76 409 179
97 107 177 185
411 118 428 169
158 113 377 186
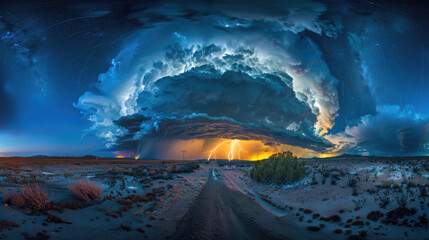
125 0 330 33
307 30 377 133
151 65 315 127
73 0 429 157
111 116 330 152
314 0 429 156
74 0 343 153
328 106 429 156
139 117 328 151
113 113 150 133
314 0 429 135
110 64 328 151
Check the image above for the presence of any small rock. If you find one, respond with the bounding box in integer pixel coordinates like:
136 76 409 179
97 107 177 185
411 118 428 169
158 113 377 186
352 220 364 226
120 224 132 232
307 226 320 232
367 211 384 221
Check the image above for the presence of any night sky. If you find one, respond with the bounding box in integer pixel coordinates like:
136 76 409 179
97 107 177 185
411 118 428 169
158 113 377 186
1 0 429 159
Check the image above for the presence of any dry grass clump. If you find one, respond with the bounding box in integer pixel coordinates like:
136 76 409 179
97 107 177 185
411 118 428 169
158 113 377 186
71 181 103 201
21 184 49 210
1 184 49 210
1 189 26 208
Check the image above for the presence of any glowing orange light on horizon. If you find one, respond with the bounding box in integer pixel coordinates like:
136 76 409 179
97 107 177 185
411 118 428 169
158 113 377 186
135 138 318 161
207 139 243 161
116 156 125 159
247 151 275 161
317 153 341 158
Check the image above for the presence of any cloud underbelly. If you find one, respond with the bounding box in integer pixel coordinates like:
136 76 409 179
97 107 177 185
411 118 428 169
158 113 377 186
111 65 330 152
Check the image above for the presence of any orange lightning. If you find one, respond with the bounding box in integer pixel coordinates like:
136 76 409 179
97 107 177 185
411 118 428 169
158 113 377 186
207 139 243 161
207 140 228 160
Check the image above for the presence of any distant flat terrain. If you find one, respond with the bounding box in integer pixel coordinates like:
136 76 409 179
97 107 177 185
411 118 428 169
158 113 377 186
0 157 428 239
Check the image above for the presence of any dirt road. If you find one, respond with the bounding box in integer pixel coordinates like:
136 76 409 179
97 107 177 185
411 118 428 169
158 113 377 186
172 168 331 240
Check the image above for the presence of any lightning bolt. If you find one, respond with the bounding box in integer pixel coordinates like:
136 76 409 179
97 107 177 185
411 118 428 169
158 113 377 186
207 140 229 161
207 139 243 161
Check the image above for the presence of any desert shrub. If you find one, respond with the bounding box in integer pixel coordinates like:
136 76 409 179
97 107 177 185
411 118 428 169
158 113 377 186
364 173 369 181
10 190 27 208
1 184 48 210
407 181 417 188
328 214 341 222
353 198 366 211
250 151 306 185
424 162 429 172
217 161 226 167
367 211 384 221
377 180 393 189
0 188 26 208
71 181 103 201
317 165 325 173
396 193 408 207
412 167 421 176
166 164 179 173
20 184 49 210
306 226 320 231
0 187 11 202
347 178 357 188
385 206 416 224
352 187 358 196
419 186 428 197
322 171 330 178
331 174 341 180
311 176 318 185
419 214 428 225
379 195 390 209
367 188 376 194
166 163 199 173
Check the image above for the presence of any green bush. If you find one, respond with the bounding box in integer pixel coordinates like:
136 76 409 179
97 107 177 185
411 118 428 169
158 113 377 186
250 151 306 184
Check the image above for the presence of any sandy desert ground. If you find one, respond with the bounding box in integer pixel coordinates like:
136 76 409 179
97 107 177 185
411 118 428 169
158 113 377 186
0 157 428 240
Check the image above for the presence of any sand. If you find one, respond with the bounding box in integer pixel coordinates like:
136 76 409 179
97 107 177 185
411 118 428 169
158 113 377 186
0 157 428 240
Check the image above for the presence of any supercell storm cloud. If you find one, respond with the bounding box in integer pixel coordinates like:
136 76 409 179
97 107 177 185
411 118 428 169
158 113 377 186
1 0 429 158
74 0 340 156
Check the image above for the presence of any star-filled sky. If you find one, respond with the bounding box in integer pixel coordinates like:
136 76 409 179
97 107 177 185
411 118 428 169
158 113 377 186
1 0 429 159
